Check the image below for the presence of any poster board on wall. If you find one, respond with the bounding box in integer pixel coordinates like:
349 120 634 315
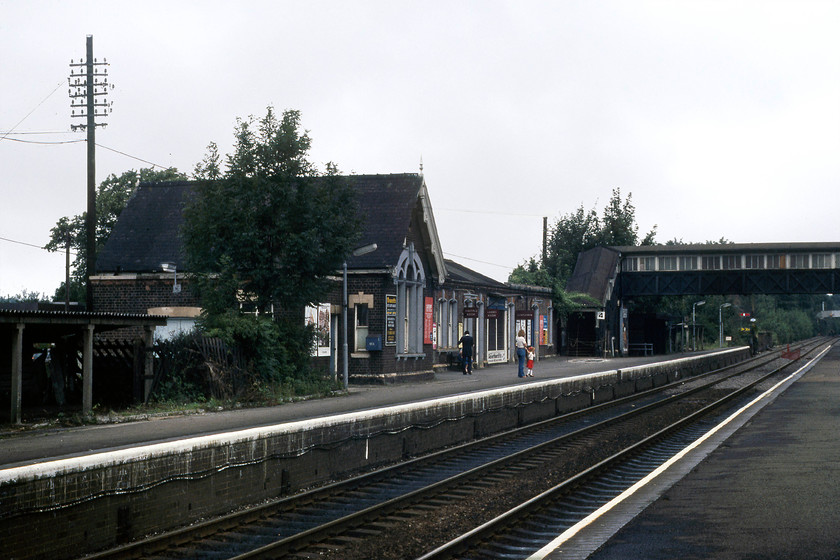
304 303 331 357
385 294 397 346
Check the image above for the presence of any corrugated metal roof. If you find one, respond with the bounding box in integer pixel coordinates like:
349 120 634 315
0 309 167 321
565 247 620 304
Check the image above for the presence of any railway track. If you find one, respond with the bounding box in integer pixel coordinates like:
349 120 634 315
84 339 830 560
417 337 833 560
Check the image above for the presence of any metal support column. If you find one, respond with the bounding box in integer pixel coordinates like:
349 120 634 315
10 324 24 424
143 326 155 402
82 324 94 415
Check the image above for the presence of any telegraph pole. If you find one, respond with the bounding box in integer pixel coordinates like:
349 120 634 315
542 216 548 267
69 35 112 311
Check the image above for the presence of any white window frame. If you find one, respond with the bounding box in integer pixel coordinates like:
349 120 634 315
722 255 741 270
812 254 830 269
354 302 369 352
660 256 677 271
680 256 697 271
745 255 764 269
790 254 809 269
394 243 425 358
702 256 721 270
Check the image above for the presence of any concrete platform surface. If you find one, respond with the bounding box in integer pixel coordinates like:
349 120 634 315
586 343 840 560
0 353 672 469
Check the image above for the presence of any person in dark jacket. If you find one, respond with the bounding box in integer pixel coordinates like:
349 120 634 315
459 330 474 375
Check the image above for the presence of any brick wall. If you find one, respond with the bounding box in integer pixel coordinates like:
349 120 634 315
92 275 200 315
0 348 750 559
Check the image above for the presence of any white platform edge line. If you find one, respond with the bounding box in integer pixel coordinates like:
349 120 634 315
526 345 831 560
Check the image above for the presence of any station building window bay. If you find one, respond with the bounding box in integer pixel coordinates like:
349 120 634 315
395 243 425 358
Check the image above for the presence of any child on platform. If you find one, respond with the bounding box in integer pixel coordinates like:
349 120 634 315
526 346 535 377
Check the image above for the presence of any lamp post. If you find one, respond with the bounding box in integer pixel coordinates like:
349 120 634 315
160 262 180 293
692 300 706 351
343 243 378 390
719 302 731 347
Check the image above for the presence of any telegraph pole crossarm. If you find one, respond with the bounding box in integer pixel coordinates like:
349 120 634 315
68 35 113 310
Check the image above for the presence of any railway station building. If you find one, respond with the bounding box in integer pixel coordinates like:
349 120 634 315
91 174 554 385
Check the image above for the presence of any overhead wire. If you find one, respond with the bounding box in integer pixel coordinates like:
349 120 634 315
0 80 65 141
0 235 78 256
436 207 546 219
2 137 84 145
444 252 515 271
1 78 168 169
95 143 167 169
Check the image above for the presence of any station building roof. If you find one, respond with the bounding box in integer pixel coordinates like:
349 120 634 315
613 242 840 256
97 174 446 282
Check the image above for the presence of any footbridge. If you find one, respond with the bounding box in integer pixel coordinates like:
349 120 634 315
565 242 840 356
614 242 840 297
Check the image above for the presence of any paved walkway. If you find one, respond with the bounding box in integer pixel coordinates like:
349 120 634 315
0 353 669 469
584 343 840 559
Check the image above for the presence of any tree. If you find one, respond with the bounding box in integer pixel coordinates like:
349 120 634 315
184 107 361 316
508 188 657 324
598 187 657 247
45 167 187 301
0 290 49 303
546 203 601 284
511 188 657 289
182 107 361 382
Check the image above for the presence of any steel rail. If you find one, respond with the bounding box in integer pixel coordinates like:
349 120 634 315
85 341 819 559
415 338 831 559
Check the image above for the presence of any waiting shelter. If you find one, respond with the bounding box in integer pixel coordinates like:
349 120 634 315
1 308 166 424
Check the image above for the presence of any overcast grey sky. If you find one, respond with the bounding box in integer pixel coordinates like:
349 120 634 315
1 0 838 297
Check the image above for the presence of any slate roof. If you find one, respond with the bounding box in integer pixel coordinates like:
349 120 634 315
344 174 424 270
97 180 194 273
97 174 441 278
565 246 620 305
444 259 507 289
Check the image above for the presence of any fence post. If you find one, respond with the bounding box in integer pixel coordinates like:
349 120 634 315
143 327 155 403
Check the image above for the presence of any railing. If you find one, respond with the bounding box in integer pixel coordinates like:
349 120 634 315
628 342 654 356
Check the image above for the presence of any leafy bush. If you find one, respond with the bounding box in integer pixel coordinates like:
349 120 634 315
197 311 340 400
150 332 206 403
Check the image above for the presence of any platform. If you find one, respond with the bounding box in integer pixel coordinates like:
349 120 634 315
577 342 840 559
0 352 673 469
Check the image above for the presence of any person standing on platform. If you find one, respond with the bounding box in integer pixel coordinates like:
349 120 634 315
515 329 528 378
459 330 474 375
526 346 535 377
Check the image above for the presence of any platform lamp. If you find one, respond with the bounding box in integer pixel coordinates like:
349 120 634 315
719 302 731 347
692 300 705 351
343 243 378 390
160 262 180 293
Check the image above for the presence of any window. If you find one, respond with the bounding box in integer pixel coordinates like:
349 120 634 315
722 255 741 270
789 254 809 269
394 243 425 356
660 256 677 271
640 257 656 271
486 314 504 352
622 258 638 272
702 256 721 270
449 300 457 350
437 299 448 348
354 303 369 351
486 303 506 355
812 254 830 269
745 255 764 269
767 254 782 269
680 256 697 271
